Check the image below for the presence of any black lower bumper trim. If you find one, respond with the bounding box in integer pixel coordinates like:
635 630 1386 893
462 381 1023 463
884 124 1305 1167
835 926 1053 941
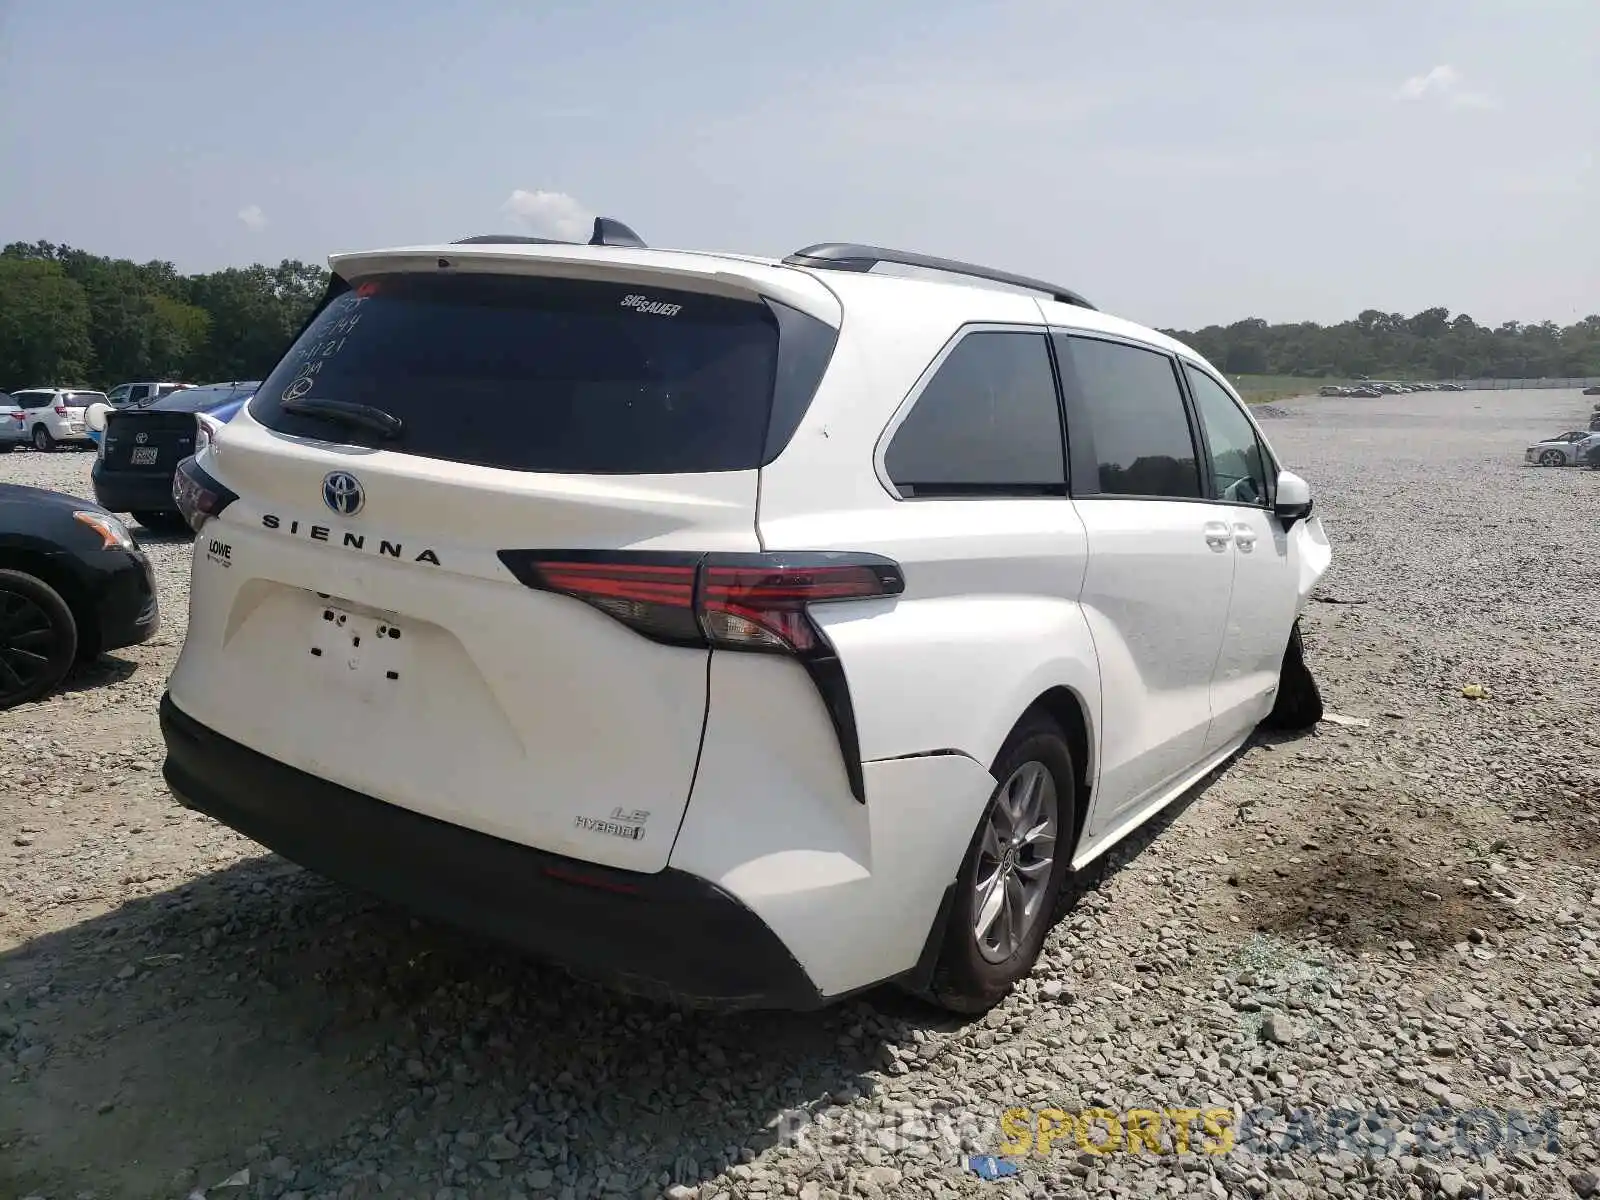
90 465 181 514
158 695 822 1010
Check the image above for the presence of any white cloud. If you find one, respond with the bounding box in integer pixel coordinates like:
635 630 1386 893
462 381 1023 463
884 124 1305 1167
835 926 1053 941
1397 65 1496 109
500 189 595 240
237 204 267 232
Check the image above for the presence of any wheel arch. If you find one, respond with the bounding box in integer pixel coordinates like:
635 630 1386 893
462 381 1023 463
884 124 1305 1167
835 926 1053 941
1022 685 1094 858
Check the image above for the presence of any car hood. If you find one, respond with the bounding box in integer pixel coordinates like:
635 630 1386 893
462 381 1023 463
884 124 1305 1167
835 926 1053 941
0 482 112 514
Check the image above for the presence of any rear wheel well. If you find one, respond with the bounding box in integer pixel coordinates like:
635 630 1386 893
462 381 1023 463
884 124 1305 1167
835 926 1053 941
0 549 97 660
1019 686 1092 857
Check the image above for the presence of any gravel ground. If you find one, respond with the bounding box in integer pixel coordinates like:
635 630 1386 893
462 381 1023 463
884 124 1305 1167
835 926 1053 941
2 390 1598 1200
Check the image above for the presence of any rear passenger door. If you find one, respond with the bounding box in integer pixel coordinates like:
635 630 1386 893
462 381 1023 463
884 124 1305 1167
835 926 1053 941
806 325 1091 766
1052 333 1235 836
1182 364 1296 752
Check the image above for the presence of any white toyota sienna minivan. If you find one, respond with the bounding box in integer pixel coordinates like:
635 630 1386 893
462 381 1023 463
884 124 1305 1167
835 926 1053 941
162 220 1331 1013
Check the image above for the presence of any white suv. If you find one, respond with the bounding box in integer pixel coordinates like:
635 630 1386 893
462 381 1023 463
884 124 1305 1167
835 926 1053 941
162 222 1331 1012
9 388 107 450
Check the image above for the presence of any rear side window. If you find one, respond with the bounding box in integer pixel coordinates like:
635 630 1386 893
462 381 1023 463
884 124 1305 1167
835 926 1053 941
882 331 1065 498
1057 336 1201 499
249 272 835 475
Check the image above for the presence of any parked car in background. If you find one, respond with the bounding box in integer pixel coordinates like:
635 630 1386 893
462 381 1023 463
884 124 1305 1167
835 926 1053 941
1 393 23 450
6 388 107 451
1525 431 1600 467
160 225 1330 1014
0 484 159 710
90 381 260 532
106 382 194 409
1582 385 1600 396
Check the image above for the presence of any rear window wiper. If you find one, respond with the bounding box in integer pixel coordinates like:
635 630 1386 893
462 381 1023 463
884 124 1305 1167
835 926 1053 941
280 396 404 439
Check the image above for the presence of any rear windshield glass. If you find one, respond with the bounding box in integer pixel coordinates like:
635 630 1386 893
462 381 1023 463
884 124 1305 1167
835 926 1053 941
147 384 255 413
61 392 106 407
249 272 789 474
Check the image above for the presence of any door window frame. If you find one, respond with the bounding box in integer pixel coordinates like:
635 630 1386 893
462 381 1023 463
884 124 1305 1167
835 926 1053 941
1176 361 1280 511
1051 330 1209 504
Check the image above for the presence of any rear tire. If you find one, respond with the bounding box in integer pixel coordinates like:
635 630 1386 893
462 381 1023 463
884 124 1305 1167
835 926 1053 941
926 711 1077 1014
0 569 78 711
1263 620 1323 731
32 426 55 452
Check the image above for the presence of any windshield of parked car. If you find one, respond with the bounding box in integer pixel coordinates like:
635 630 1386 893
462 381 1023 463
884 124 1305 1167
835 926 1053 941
145 383 258 414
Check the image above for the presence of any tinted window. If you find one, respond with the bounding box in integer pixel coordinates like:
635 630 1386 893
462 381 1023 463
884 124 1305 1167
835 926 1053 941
61 391 105 408
1060 336 1200 499
249 273 834 475
17 393 49 409
883 331 1064 497
1185 365 1271 505
148 384 253 413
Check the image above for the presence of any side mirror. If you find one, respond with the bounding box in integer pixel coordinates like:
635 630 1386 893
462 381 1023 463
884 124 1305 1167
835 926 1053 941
1274 469 1313 522
84 402 112 433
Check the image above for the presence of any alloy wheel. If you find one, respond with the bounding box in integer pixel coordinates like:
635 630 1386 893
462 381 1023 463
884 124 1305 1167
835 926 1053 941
970 760 1059 963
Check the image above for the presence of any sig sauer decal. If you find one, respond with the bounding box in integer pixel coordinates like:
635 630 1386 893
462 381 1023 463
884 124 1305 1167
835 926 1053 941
620 294 682 318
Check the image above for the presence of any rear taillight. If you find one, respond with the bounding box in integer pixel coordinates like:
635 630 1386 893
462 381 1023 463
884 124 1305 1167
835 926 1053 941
54 405 69 416
195 413 223 454
173 456 239 533
498 550 905 801
501 551 901 652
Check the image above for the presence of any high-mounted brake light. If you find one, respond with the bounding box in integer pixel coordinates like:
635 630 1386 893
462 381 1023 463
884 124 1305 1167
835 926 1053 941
173 455 239 534
498 550 905 801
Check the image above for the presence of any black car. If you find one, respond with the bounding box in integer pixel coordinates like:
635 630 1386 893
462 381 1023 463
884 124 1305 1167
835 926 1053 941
91 381 258 532
0 484 160 710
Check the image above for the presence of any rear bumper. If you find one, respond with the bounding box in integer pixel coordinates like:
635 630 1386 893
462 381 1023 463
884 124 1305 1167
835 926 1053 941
158 694 823 1010
91 461 179 513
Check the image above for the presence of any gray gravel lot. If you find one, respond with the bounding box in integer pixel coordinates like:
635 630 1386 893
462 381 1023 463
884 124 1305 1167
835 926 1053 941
2 390 1598 1200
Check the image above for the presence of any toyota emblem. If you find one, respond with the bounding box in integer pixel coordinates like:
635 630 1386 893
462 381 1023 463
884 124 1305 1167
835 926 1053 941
322 471 364 517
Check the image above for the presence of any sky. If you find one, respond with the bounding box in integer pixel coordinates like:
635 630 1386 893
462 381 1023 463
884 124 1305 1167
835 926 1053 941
1 0 1596 331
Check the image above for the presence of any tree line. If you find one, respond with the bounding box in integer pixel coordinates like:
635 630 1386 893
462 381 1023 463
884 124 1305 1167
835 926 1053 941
1163 309 1600 381
3 239 1597 390
0 240 329 392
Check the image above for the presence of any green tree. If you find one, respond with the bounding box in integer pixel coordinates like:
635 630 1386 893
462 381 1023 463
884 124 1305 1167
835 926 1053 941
0 259 93 389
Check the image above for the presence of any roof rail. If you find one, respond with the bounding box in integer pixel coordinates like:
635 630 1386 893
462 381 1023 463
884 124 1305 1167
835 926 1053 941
453 217 648 250
782 243 1095 310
